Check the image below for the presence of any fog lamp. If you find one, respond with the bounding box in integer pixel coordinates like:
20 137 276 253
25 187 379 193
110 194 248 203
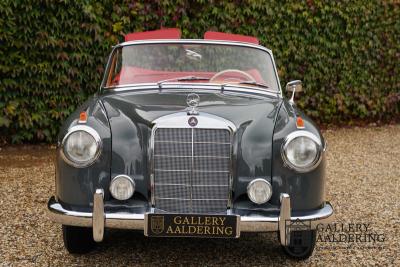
109 175 135 200
247 178 272 204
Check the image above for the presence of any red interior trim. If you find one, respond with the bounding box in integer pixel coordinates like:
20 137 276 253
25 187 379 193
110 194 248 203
112 67 264 86
125 28 181 42
204 31 259 45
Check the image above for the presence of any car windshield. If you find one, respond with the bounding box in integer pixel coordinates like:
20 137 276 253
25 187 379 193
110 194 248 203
104 43 280 92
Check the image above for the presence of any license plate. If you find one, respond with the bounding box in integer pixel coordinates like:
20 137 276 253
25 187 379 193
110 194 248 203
145 213 240 238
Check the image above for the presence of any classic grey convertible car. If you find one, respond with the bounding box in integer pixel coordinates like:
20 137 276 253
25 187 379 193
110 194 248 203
48 29 333 259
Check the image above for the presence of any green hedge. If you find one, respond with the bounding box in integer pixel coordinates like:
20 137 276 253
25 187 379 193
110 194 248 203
1 0 399 143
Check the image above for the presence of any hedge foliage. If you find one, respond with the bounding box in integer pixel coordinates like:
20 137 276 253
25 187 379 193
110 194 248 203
0 0 399 143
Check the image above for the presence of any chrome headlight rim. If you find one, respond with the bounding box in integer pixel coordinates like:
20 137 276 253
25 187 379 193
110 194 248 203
281 130 323 173
60 125 102 168
109 175 135 200
247 178 273 205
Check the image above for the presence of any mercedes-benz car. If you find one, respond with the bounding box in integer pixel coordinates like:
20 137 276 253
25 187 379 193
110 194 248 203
48 29 334 259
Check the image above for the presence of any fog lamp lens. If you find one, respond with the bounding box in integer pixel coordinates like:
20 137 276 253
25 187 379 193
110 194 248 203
247 179 272 204
109 175 135 200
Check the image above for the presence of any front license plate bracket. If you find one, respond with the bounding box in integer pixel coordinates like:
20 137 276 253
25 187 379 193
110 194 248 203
145 213 240 238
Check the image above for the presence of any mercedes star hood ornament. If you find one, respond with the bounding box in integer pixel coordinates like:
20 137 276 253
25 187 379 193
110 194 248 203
187 93 200 115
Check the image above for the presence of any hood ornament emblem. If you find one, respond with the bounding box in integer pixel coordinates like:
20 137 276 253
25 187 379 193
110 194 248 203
186 93 200 115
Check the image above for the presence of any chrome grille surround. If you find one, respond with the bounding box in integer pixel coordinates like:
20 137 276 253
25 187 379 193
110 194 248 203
150 112 236 214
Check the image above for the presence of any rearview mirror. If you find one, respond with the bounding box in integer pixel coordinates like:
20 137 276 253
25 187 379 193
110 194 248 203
286 80 303 104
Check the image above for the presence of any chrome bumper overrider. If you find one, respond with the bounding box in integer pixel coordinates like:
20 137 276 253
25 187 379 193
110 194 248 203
47 192 334 246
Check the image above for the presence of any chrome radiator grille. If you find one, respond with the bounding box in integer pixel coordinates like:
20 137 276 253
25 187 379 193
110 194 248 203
153 128 231 213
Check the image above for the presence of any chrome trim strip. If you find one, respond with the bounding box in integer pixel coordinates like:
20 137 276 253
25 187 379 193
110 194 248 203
235 215 241 238
119 39 273 53
190 128 194 210
155 183 190 186
281 130 324 173
149 125 156 206
154 169 229 173
155 141 231 144
193 184 228 187
227 129 234 209
152 112 237 130
153 183 228 187
155 155 230 159
150 174 155 206
105 84 280 98
48 196 334 234
154 197 228 201
92 189 104 242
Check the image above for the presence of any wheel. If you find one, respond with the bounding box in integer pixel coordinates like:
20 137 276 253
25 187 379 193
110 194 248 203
62 225 96 254
280 230 316 260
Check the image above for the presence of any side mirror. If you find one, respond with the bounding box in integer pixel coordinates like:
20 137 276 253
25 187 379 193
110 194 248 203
286 80 303 104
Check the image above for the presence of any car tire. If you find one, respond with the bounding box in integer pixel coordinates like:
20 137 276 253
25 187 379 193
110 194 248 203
62 225 96 254
280 230 316 260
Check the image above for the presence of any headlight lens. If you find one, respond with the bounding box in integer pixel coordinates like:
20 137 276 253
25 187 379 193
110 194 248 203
61 126 101 167
282 131 322 172
247 179 272 204
110 175 135 200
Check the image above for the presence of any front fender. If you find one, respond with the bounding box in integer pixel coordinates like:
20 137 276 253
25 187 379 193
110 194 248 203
55 97 111 209
271 100 326 210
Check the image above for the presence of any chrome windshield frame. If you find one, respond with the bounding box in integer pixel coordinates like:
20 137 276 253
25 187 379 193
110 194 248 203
99 39 283 96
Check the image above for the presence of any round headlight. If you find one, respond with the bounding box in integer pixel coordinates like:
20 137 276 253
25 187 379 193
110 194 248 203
61 125 101 168
282 131 322 172
110 175 135 200
247 179 272 204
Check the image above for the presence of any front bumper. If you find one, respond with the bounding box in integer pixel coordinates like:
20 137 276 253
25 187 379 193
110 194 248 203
48 191 334 246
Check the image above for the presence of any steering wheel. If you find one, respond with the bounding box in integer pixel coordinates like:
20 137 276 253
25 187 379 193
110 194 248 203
210 69 256 83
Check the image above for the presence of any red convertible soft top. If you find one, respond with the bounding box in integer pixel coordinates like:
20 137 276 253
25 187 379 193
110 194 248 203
203 31 259 45
124 28 259 45
125 28 182 41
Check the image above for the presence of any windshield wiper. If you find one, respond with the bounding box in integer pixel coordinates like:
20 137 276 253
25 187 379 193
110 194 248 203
221 81 275 94
158 76 210 88
235 81 270 89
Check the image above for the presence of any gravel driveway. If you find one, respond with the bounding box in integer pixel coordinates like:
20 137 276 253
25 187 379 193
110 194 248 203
0 125 399 266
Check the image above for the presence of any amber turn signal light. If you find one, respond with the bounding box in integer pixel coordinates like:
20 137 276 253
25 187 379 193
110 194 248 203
79 111 87 123
296 116 305 129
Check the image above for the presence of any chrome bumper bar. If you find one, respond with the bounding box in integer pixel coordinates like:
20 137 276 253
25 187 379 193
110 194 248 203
47 192 334 246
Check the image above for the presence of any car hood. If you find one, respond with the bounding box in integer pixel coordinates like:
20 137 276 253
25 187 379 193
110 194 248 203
101 90 282 191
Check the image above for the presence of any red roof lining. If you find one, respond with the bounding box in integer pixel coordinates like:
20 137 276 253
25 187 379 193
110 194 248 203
204 31 259 45
124 28 181 42
124 29 259 45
